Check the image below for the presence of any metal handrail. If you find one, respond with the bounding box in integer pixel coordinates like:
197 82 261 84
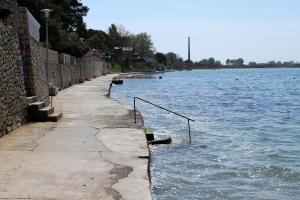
32 73 56 107
134 97 195 143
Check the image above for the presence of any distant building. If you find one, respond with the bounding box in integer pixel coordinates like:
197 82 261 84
113 46 133 58
85 48 104 60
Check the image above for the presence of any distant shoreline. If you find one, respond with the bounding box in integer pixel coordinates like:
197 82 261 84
108 65 300 76
220 65 300 69
167 64 300 71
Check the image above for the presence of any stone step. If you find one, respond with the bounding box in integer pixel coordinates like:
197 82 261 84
26 96 37 104
112 79 123 85
145 129 154 141
29 102 46 111
148 135 172 145
47 112 63 122
28 101 62 123
39 106 54 115
37 107 54 122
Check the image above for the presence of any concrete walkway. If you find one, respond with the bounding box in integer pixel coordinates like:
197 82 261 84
0 75 152 200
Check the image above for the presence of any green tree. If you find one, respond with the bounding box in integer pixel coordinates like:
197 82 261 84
177 57 183 63
226 58 244 65
155 52 167 64
199 58 221 66
208 57 216 65
17 0 89 57
117 25 132 47
226 59 231 65
237 58 244 65
166 52 178 64
60 32 89 57
61 0 89 35
86 29 109 50
215 60 222 66
133 33 154 57
108 24 121 48
121 57 131 72
199 59 209 65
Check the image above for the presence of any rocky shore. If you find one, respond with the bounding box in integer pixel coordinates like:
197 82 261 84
113 72 157 80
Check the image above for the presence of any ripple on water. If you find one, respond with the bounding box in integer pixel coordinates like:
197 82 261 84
112 69 300 200
250 166 300 182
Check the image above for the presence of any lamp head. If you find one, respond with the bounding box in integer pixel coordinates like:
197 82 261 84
40 9 52 18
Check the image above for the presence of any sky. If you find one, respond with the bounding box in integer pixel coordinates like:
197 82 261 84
81 0 300 63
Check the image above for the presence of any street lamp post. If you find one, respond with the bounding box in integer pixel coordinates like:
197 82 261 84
79 38 84 43
41 9 52 84
41 9 53 106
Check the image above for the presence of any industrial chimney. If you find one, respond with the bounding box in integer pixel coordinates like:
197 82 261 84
188 36 191 62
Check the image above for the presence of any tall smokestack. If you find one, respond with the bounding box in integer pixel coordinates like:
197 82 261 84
188 36 191 62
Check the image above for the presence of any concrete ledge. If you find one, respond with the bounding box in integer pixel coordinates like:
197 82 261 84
0 74 152 200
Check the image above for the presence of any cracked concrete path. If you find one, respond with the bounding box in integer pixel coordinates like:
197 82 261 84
0 75 152 200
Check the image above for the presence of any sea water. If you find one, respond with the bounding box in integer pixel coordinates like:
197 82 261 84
111 68 300 200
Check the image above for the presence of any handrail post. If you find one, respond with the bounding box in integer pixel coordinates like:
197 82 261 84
188 119 192 143
134 97 137 124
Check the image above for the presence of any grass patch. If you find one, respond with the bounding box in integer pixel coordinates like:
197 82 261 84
107 63 123 73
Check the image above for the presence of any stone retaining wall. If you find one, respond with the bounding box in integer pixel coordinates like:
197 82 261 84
0 3 107 138
0 25 27 137
0 0 19 28
29 37 49 104
49 55 107 91
24 37 108 103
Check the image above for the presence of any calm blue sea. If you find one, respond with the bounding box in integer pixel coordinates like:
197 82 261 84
111 68 300 200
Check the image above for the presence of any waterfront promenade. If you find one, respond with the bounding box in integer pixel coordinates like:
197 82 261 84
0 75 152 200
